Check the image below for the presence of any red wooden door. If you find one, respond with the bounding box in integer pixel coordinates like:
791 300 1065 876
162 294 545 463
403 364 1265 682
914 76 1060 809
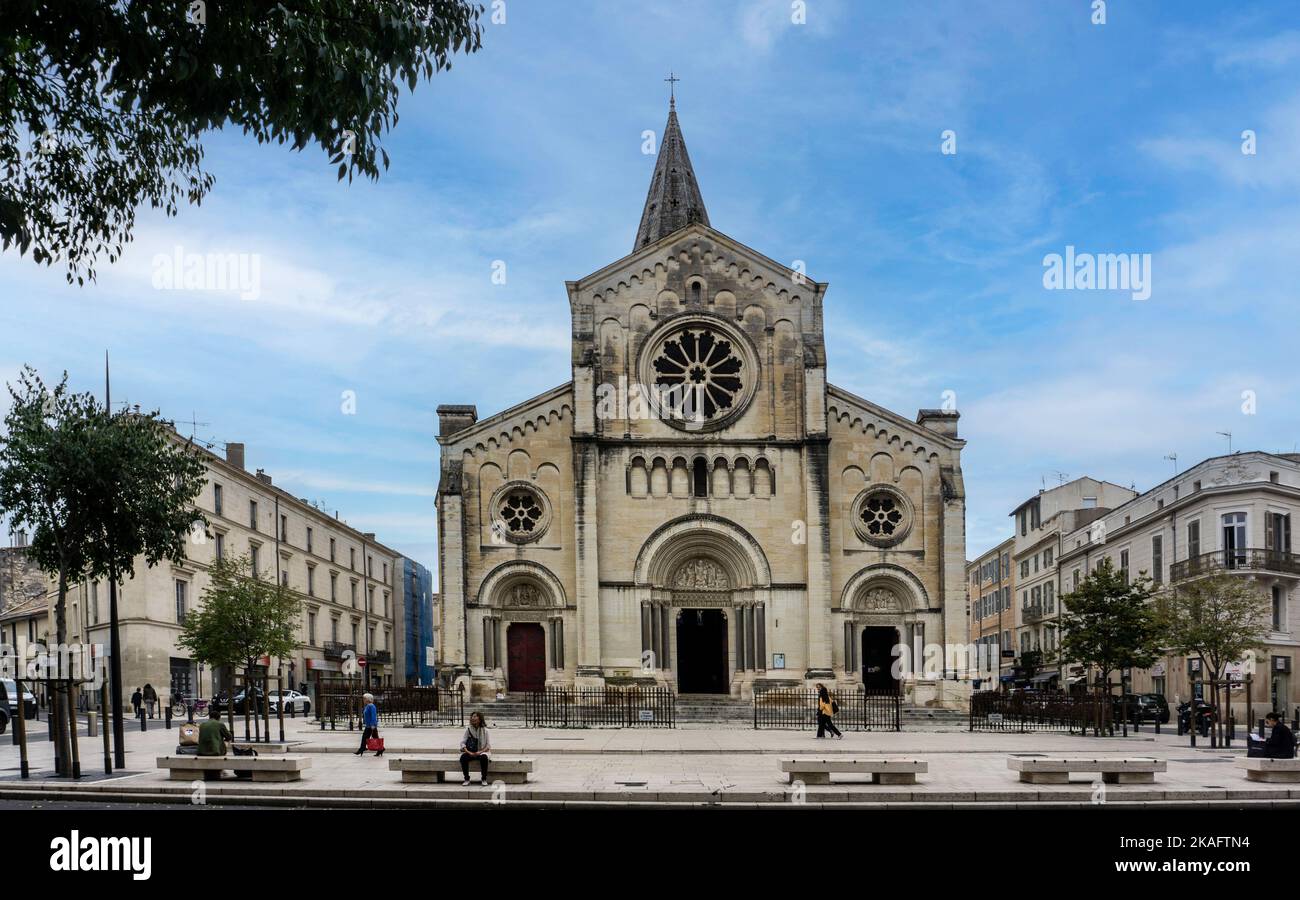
507 623 546 693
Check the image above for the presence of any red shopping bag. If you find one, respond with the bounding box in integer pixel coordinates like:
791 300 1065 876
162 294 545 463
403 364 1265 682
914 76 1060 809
366 736 385 752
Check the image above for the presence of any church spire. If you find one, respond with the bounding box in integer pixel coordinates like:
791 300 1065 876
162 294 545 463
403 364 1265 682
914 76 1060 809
634 90 709 251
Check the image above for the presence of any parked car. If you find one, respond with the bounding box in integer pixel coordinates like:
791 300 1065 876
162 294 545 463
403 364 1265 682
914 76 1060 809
1112 693 1170 724
267 689 311 715
1 678 38 718
209 687 265 715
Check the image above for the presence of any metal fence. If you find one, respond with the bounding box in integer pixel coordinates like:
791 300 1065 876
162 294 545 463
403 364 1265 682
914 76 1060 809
525 686 676 728
968 690 1111 734
319 684 464 730
752 687 901 731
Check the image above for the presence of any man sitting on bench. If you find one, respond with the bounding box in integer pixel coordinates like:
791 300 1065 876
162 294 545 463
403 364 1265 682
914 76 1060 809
1264 712 1296 759
198 706 233 759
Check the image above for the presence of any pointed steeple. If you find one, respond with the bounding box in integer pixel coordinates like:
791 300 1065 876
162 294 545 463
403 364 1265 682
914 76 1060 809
634 99 710 251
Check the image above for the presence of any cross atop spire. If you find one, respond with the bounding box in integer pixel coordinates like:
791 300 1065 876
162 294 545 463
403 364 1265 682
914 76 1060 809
664 71 680 108
633 93 710 251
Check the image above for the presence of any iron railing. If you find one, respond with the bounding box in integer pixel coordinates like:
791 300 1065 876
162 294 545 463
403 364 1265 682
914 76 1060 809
752 687 901 731
1171 548 1300 581
319 683 464 730
1022 603 1047 624
969 690 1111 734
323 642 355 660
525 687 676 728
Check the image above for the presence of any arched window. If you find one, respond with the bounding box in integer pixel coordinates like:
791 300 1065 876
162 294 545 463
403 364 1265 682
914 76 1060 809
693 458 709 497
690 281 701 303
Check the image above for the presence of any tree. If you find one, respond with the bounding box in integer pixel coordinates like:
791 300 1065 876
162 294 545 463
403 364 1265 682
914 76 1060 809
1159 574 1271 747
0 366 206 773
1 1 484 283
1059 558 1165 709
1017 649 1044 685
177 554 301 702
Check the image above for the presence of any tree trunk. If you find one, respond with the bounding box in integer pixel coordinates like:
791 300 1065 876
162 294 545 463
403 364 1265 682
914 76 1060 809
53 567 73 776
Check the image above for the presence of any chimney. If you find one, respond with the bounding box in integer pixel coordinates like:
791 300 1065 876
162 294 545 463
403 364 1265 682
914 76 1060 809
226 442 246 470
255 469 273 486
436 404 477 437
916 409 959 438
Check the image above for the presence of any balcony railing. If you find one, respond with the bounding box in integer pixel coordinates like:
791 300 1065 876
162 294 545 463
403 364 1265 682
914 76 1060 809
323 641 355 660
1022 603 1047 624
367 650 392 665
1170 549 1300 582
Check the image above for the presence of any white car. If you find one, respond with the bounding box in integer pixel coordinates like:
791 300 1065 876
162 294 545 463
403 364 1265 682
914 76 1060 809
267 689 311 715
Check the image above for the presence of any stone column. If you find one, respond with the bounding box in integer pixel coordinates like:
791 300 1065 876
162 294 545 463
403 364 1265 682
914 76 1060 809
802 438 834 680
572 437 603 686
436 459 468 674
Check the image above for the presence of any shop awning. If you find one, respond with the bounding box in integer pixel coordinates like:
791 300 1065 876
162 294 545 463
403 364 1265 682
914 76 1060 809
1030 672 1057 684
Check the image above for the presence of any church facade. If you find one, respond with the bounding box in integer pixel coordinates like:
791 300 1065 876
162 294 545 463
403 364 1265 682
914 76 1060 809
436 102 971 705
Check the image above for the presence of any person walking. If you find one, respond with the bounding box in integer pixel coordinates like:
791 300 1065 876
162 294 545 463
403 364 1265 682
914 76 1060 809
142 683 158 718
815 683 843 739
130 687 143 717
459 711 491 785
354 692 383 756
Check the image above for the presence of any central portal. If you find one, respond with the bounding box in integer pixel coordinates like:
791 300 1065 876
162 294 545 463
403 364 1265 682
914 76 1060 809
676 608 729 694
861 625 901 691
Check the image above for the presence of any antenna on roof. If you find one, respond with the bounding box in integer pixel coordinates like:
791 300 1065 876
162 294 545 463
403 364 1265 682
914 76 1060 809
1163 452 1178 474
1217 431 1233 453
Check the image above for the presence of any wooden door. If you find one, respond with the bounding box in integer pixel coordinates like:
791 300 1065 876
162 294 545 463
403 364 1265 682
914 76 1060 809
507 623 546 693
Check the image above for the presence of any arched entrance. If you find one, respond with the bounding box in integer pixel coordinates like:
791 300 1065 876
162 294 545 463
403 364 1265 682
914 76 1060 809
633 515 774 695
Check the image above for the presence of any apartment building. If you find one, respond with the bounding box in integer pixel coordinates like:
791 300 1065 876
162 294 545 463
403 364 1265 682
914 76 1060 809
1008 477 1136 687
61 436 403 709
1059 452 1300 715
967 537 1014 687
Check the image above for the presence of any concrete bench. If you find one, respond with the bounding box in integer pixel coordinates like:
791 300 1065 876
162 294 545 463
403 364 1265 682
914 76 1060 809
1239 758 1300 782
157 754 311 783
780 758 927 785
1007 757 1166 784
388 757 535 784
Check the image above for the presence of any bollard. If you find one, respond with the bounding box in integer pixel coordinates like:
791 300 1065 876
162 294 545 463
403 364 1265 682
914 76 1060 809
165 706 172 730
87 712 98 738
139 707 147 732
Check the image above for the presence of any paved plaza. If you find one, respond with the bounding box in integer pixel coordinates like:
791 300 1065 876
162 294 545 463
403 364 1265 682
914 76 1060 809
1 714 1293 808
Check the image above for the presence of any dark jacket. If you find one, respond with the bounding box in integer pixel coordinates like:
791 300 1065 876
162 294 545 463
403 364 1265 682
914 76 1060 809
1265 722 1296 759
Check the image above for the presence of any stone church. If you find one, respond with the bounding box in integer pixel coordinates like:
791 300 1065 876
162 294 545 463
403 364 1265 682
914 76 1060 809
436 100 970 705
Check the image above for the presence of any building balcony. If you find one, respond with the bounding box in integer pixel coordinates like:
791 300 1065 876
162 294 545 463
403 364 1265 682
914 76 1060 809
367 650 392 665
323 641 355 660
1022 603 1047 624
1170 549 1300 582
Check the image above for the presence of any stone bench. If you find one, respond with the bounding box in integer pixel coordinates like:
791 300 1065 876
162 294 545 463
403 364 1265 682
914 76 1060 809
780 758 927 785
1239 758 1300 782
389 757 535 784
157 754 311 783
1008 757 1166 784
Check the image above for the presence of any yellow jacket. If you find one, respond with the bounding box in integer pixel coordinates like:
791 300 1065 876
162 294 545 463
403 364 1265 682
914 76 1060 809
818 694 835 716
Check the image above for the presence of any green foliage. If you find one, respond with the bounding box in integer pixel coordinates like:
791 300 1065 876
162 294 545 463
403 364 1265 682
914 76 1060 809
1158 574 1271 680
1059 557 1165 682
0 366 208 638
1 1 484 283
1018 649 1044 680
177 554 301 670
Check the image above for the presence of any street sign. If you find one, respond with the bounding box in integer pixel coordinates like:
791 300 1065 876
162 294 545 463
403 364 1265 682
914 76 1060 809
639 709 654 722
357 657 367 668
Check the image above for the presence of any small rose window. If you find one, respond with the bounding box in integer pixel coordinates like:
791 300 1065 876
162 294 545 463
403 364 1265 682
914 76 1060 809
853 487 913 547
500 490 544 537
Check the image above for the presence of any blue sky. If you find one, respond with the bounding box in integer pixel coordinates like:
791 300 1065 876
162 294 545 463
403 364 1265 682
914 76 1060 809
2 0 1299 569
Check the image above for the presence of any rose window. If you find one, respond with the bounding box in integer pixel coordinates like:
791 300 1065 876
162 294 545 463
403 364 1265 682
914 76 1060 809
500 490 544 537
861 494 903 537
650 326 745 424
852 487 913 547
